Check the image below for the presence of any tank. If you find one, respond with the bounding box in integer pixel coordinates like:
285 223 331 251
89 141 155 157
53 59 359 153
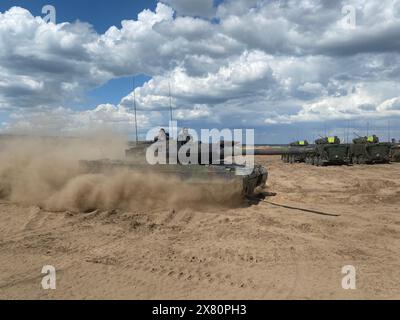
305 136 350 166
349 135 391 164
80 129 268 198
281 140 312 163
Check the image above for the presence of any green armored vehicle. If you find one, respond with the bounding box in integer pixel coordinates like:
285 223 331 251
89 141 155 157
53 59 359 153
281 140 311 163
390 140 400 162
305 136 350 166
81 129 268 198
349 135 391 164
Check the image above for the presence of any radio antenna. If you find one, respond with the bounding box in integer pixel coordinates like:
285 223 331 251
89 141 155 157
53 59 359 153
169 81 173 122
133 76 138 144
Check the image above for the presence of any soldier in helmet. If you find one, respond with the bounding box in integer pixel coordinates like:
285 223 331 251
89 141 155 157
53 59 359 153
154 128 169 142
178 127 192 147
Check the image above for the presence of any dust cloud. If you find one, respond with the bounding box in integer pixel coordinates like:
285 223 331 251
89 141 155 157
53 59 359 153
0 134 242 212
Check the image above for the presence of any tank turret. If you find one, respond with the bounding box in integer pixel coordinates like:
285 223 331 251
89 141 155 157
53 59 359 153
289 140 309 147
315 136 340 145
352 135 379 144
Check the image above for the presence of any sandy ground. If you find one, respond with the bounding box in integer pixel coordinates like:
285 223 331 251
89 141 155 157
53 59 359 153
1 155 400 299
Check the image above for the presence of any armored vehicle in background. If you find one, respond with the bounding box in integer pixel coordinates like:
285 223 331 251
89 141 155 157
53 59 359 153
390 140 400 162
349 135 391 164
305 136 350 166
281 140 312 163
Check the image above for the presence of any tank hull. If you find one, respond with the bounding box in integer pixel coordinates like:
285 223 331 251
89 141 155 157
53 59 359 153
281 144 350 166
312 144 350 166
390 144 400 162
80 160 268 198
349 143 391 164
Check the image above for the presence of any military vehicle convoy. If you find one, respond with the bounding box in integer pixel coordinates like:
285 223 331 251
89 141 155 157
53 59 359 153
281 140 313 163
281 135 391 166
349 135 391 164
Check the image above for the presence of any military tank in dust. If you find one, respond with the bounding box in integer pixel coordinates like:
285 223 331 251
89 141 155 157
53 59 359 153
304 136 350 166
349 135 391 164
80 129 268 198
281 140 313 163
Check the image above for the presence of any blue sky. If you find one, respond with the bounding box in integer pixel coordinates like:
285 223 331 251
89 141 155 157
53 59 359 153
0 0 158 33
0 0 156 110
0 1 400 142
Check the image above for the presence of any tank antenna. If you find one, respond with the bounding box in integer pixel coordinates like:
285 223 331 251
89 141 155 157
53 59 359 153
133 76 138 144
169 81 173 122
